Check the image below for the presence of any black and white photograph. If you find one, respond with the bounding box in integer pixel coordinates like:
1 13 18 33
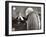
12 6 41 31
5 1 45 36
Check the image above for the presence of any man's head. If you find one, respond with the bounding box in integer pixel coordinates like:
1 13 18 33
25 8 34 16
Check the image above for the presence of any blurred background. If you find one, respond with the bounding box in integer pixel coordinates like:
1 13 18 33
12 6 41 18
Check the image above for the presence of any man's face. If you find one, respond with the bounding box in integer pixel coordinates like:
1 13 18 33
26 11 29 16
25 9 31 16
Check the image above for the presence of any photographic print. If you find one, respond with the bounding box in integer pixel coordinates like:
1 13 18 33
12 6 41 31
5 1 45 36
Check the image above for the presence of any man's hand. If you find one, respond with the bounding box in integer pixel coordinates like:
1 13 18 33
20 16 24 20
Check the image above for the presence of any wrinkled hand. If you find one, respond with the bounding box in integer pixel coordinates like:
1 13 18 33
18 16 24 21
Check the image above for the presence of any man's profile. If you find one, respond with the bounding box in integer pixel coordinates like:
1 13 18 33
25 8 40 30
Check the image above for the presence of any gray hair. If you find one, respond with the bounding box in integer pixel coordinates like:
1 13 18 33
25 8 34 16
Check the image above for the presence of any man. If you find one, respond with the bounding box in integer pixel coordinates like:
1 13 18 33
25 8 40 30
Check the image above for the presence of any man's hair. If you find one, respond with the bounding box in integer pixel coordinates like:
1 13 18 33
25 8 34 16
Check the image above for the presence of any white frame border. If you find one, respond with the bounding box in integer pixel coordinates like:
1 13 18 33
9 2 44 35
